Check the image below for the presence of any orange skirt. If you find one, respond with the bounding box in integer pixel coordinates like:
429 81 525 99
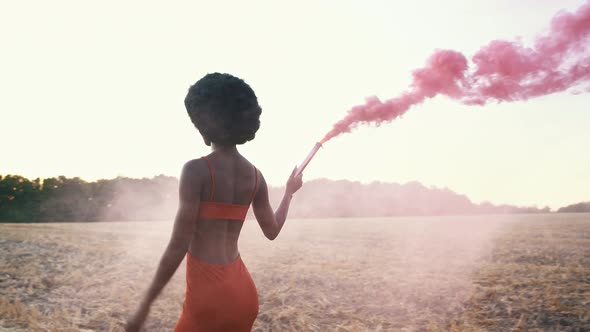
173 251 259 332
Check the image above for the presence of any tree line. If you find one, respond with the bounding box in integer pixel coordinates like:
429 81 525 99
0 174 178 222
0 174 566 223
557 202 590 213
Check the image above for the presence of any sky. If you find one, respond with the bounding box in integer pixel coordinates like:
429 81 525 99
1 0 588 209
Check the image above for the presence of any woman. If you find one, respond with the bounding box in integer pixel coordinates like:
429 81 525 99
125 73 303 331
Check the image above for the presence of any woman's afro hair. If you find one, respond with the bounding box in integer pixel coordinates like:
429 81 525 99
185 73 262 145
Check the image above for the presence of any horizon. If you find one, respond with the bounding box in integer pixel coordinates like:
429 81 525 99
2 0 589 210
0 172 575 210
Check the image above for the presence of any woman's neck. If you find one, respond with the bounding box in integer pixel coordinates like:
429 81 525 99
211 143 238 154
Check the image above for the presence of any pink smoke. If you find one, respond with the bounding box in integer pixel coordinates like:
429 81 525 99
321 1 590 144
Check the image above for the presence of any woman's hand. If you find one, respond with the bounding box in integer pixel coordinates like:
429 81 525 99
286 166 303 196
125 303 150 332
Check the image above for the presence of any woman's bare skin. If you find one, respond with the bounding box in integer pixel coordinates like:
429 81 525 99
125 142 302 331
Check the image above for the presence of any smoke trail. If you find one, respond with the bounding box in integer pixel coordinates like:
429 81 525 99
321 1 590 144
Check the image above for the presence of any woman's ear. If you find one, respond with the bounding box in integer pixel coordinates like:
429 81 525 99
202 135 211 146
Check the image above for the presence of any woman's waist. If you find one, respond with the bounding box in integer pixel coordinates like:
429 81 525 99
184 249 250 286
187 247 242 267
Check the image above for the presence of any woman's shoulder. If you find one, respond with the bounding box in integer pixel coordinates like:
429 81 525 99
181 158 210 180
241 157 263 177
183 157 209 168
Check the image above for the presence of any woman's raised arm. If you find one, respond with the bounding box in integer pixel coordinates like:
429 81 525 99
252 167 302 240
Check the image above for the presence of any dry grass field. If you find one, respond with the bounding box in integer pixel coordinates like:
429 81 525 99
1 214 589 331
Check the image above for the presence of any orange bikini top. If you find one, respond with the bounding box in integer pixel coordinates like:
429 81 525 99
197 156 259 222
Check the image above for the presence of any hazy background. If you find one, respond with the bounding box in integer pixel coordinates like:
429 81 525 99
1 0 589 210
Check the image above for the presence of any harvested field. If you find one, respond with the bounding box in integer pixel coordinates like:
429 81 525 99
1 214 589 331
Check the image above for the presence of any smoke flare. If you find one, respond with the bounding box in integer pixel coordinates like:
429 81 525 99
321 1 590 144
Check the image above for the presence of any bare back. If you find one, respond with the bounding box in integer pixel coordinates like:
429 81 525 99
188 152 259 265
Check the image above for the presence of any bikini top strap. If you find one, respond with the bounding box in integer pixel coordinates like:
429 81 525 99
249 166 259 204
202 156 215 201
